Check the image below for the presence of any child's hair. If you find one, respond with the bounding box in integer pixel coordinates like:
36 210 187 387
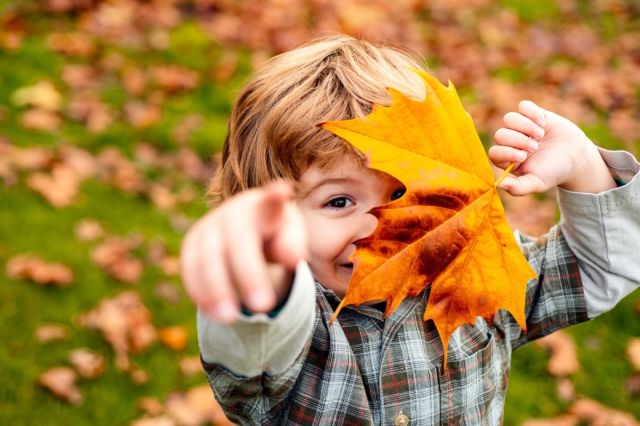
207 34 428 205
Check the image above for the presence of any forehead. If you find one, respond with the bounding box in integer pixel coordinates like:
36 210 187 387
297 156 401 197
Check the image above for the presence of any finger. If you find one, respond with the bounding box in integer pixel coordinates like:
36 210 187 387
497 174 548 196
494 128 540 152
265 201 308 269
488 145 528 169
518 100 547 128
502 111 545 140
196 228 240 323
223 198 277 313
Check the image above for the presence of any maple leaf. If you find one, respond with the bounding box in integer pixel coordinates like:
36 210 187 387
322 70 536 364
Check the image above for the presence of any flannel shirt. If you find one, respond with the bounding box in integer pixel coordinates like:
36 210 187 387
199 148 640 425
202 226 587 425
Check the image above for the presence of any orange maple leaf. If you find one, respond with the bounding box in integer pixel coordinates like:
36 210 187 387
321 70 537 364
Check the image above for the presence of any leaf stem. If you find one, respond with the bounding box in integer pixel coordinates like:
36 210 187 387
494 162 514 188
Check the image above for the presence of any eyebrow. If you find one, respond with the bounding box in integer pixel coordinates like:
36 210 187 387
298 177 360 199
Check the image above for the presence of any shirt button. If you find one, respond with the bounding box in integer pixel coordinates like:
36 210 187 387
395 410 409 426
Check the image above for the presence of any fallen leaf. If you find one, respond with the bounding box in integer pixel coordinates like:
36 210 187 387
12 80 63 111
35 324 69 342
75 219 106 241
154 282 181 305
322 71 536 363
27 165 79 207
125 101 162 129
6 254 74 286
20 108 62 131
522 415 579 426
537 331 580 377
556 377 575 402
92 237 144 284
38 366 82 405
69 348 106 379
627 338 640 372
165 385 234 426
96 147 147 193
179 356 202 377
47 31 96 57
79 291 156 371
131 416 175 426
138 397 165 416
158 326 188 351
569 398 639 426
152 65 199 93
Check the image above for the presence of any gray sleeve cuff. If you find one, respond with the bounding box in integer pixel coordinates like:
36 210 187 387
197 261 316 377
557 148 640 318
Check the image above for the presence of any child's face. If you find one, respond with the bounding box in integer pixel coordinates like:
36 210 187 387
296 156 405 297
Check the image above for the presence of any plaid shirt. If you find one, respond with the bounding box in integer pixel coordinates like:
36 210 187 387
202 225 589 425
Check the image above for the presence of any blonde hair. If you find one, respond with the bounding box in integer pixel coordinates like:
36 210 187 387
208 35 427 205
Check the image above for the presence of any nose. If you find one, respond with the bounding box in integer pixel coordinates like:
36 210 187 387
354 211 378 241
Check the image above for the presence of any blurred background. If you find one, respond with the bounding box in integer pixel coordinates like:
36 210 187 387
0 0 638 424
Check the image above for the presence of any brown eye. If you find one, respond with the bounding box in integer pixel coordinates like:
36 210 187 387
391 187 406 201
326 197 353 209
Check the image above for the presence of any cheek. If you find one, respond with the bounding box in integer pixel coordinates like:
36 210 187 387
303 214 353 268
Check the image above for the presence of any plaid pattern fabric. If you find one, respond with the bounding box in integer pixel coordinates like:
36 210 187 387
202 225 589 425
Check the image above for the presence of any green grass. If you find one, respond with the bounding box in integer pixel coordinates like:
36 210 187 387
1 2 639 424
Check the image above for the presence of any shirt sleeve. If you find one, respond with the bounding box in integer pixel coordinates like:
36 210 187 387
198 261 316 376
196 261 316 423
557 148 640 318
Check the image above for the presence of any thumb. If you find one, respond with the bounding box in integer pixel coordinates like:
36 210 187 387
498 174 548 196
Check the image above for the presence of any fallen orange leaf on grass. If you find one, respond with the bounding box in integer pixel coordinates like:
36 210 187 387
322 71 536 364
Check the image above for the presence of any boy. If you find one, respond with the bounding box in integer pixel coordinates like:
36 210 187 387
181 35 640 424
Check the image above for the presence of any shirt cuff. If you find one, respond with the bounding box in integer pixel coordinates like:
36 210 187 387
557 147 640 214
557 148 640 318
197 261 316 377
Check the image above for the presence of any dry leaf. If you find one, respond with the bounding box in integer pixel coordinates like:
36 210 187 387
75 219 106 241
138 397 165 416
12 80 63 111
569 398 639 426
165 385 234 426
322 71 536 363
20 108 62 131
35 324 68 342
27 165 79 207
92 237 144 284
556 377 576 402
96 147 147 193
6 254 73 286
152 65 199 93
154 282 181 305
38 366 82 405
179 356 202 377
537 331 580 377
79 291 156 371
627 338 640 372
503 193 557 237
131 416 175 426
522 415 579 426
69 348 106 379
125 101 162 129
47 31 96 57
158 326 188 351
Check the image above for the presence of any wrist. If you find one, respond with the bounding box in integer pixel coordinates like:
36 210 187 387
560 143 616 193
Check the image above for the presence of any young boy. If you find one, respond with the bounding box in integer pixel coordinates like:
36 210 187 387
180 35 640 424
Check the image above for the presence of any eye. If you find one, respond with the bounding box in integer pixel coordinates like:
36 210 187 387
391 187 406 201
325 196 354 209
